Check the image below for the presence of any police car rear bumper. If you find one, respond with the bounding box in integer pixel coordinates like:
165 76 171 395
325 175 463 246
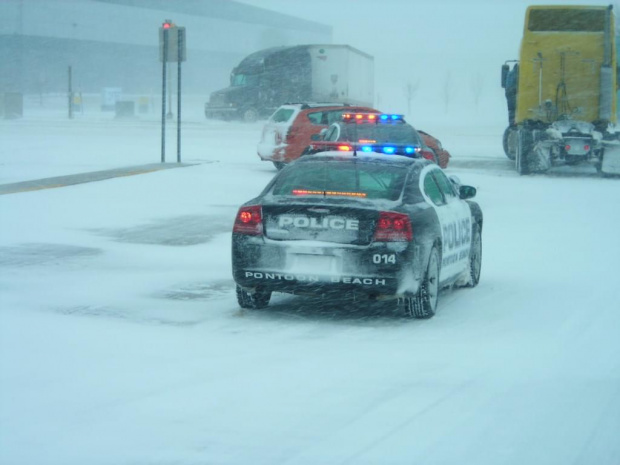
236 269 400 295
232 236 423 297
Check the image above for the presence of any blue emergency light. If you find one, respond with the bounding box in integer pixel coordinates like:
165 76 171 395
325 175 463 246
379 114 404 122
342 113 404 124
328 142 421 158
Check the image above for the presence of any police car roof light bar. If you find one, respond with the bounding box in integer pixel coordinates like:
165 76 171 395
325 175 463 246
323 142 421 157
379 114 404 122
342 112 380 124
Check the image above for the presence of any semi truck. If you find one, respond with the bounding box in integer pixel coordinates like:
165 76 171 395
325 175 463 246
204 45 374 122
501 4 620 176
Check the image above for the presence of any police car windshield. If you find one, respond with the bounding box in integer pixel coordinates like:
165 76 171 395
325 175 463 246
271 161 406 201
344 124 422 145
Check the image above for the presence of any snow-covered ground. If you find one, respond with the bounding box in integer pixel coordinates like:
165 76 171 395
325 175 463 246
1 97 619 465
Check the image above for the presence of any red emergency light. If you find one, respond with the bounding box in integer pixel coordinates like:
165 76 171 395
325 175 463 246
342 113 380 124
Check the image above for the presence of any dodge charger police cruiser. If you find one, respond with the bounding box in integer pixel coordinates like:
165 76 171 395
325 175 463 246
232 148 483 319
307 112 443 165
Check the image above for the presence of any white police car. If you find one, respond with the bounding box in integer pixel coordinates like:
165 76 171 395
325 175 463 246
232 146 482 319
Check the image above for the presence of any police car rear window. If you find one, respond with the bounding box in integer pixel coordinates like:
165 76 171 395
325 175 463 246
343 124 422 145
272 161 406 201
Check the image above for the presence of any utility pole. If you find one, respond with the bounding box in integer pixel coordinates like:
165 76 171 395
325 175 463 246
68 66 73 119
159 20 186 163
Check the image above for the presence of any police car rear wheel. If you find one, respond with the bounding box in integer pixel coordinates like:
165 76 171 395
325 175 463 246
466 224 482 287
402 247 440 319
236 285 271 309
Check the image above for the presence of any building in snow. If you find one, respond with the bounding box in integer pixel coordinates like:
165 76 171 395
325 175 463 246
0 0 332 95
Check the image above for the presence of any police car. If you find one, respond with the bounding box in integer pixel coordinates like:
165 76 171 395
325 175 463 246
306 112 441 164
232 141 483 319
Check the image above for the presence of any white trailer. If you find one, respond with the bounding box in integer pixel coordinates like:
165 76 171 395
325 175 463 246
206 44 374 121
307 45 374 107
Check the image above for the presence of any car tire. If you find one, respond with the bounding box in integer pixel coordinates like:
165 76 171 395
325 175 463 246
465 224 482 287
242 108 259 123
401 246 440 319
273 161 286 170
236 285 271 309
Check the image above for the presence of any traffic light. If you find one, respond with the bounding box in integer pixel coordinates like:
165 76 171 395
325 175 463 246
159 20 186 62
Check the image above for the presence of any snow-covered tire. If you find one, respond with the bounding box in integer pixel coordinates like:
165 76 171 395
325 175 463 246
503 126 517 160
401 247 440 319
465 224 482 287
236 285 271 309
273 161 285 170
595 150 603 174
242 108 259 123
516 128 532 175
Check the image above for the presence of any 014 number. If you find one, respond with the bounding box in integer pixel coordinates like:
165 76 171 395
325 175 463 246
372 254 396 264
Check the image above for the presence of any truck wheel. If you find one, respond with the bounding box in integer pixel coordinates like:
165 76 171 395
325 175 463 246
594 149 603 173
400 247 440 319
242 108 259 123
236 285 271 309
503 126 517 160
465 224 482 287
516 128 532 175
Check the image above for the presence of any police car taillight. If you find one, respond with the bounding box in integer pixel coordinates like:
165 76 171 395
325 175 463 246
233 205 263 235
374 212 412 242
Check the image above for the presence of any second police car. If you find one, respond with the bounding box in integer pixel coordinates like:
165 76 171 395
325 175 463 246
232 114 483 319
306 112 450 167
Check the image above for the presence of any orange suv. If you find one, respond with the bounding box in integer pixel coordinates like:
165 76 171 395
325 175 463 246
257 103 379 169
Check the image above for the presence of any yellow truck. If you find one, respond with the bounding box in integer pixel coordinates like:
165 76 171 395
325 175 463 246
501 5 620 175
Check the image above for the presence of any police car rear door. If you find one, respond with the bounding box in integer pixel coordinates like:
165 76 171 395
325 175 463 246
420 166 472 282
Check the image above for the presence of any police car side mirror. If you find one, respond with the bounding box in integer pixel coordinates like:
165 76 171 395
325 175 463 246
459 185 477 200
501 64 509 89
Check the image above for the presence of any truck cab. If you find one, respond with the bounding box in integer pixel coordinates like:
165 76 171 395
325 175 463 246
501 5 620 176
205 45 374 123
205 46 312 122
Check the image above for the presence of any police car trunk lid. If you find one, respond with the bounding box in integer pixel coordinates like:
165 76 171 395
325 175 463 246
262 204 377 245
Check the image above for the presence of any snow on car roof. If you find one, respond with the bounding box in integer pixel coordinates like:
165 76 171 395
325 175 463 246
298 150 423 165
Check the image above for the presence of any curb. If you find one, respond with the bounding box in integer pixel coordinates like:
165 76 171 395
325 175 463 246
0 163 195 195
